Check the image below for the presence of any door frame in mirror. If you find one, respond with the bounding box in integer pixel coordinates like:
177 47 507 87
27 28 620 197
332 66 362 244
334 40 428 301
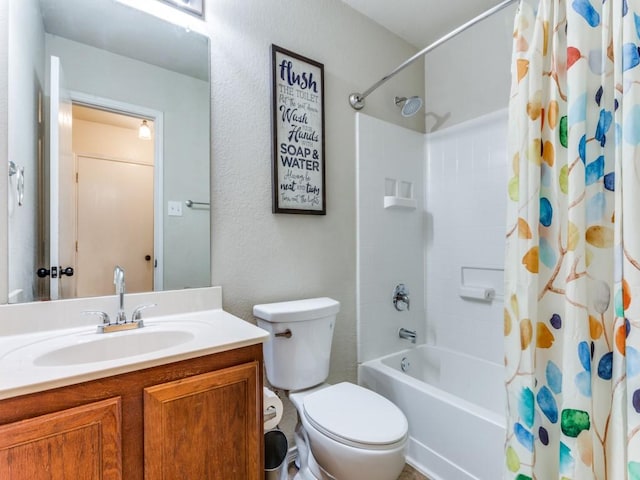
69 91 164 291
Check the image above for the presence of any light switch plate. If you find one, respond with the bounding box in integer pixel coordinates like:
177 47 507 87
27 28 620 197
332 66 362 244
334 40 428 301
168 201 183 216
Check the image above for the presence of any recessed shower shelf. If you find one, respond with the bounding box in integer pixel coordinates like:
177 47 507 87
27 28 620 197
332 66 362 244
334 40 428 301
384 178 416 210
383 196 417 210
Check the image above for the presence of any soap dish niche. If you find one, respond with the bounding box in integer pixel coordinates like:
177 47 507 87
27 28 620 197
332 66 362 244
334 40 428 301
384 178 417 210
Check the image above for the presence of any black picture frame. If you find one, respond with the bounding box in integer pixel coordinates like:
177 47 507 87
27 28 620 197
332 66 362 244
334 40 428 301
271 45 326 215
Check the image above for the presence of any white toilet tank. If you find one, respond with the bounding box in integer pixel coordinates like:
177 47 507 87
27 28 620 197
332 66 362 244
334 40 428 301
253 297 340 391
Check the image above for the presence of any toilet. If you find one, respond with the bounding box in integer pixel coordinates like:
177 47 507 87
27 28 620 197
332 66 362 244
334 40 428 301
253 297 408 480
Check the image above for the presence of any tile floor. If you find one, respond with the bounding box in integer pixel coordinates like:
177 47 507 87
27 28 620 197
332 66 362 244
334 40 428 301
287 463 429 479
397 464 429 480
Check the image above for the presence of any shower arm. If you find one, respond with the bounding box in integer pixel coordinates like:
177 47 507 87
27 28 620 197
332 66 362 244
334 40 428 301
349 0 519 111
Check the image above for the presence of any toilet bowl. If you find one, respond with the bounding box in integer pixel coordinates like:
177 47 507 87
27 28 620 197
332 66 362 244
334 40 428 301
290 383 407 480
253 298 408 480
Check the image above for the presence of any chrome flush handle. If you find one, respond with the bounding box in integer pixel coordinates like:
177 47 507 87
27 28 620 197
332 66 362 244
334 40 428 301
275 329 292 339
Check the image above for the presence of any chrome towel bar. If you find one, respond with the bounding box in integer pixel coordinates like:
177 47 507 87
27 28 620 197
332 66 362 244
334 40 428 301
185 200 210 208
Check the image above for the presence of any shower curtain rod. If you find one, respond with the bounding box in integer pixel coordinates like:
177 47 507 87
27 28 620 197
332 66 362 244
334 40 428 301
349 0 519 111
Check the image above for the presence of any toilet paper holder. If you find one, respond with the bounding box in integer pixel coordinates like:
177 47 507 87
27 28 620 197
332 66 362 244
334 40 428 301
264 405 278 422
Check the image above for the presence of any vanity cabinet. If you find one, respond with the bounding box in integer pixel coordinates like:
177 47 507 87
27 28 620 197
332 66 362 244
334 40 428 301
0 397 122 479
144 362 261 479
0 344 263 480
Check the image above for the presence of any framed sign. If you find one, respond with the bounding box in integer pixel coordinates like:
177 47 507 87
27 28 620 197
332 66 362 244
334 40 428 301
271 45 326 215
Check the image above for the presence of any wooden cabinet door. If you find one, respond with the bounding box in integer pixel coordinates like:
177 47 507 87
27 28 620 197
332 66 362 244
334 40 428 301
0 397 122 479
144 361 261 480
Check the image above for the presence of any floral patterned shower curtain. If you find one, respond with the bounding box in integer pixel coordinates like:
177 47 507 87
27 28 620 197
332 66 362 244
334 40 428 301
504 0 640 478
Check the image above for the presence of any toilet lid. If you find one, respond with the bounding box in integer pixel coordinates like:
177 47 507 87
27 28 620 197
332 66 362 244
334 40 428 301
303 382 408 447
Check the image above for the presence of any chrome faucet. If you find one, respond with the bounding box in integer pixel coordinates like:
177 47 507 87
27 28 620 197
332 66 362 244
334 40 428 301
83 266 155 333
114 266 126 323
398 328 417 344
393 284 410 311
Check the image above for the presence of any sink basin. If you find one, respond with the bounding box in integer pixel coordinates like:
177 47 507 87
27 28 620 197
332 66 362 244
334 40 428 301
0 307 270 400
33 330 195 367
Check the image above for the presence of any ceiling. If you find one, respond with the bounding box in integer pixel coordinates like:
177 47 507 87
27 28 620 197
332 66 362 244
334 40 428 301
340 0 514 48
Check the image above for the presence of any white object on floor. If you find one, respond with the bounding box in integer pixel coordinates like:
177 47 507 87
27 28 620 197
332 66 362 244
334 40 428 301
264 386 284 431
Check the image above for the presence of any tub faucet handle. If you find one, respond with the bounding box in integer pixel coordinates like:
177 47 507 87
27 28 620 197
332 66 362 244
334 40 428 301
393 284 410 311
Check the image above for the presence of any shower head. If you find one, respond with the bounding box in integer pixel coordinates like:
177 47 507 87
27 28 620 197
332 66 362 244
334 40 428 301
395 96 423 117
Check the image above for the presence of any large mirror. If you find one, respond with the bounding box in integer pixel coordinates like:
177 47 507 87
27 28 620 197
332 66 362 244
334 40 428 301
5 0 211 303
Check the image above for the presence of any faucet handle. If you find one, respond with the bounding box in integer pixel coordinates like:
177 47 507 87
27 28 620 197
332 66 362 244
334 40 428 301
131 303 157 322
83 310 111 325
393 284 410 311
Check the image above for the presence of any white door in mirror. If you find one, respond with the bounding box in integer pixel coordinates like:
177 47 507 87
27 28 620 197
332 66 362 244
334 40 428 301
76 157 154 297
48 56 75 300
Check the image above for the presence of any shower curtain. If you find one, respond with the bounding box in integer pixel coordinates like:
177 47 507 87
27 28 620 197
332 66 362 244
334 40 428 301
505 0 640 479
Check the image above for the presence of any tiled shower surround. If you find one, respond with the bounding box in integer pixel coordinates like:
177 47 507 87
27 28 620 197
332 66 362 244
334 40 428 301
356 109 509 479
357 109 508 365
425 109 508 364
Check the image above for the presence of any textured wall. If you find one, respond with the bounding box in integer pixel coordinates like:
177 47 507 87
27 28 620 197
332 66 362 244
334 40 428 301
207 0 424 386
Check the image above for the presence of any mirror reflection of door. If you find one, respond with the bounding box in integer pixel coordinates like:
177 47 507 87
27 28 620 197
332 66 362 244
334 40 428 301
76 156 154 297
45 56 157 299
72 106 155 297
47 55 74 300
8 0 211 304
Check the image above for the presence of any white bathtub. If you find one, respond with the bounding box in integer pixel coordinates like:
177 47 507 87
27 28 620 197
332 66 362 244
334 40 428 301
359 345 506 480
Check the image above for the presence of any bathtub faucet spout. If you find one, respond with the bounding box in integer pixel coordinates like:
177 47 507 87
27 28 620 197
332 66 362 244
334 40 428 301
398 328 417 344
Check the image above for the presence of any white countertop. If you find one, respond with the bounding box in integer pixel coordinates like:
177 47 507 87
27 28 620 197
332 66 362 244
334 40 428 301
0 288 269 400
0 309 268 400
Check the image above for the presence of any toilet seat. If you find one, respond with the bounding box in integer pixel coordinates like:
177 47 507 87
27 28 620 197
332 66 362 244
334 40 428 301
302 382 408 449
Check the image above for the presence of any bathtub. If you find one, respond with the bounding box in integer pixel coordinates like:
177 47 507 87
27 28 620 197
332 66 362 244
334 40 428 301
359 345 506 480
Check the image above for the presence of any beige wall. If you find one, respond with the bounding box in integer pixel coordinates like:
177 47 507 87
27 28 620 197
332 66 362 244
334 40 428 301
207 0 424 385
424 3 517 131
